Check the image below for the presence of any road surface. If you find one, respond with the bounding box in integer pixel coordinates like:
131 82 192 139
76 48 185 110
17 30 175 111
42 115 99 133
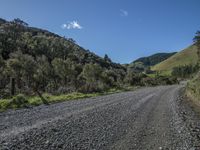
0 85 200 150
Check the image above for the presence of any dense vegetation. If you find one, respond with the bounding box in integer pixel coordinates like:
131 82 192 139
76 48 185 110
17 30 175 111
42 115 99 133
0 18 127 100
0 18 178 110
194 31 200 62
186 31 200 103
172 64 199 78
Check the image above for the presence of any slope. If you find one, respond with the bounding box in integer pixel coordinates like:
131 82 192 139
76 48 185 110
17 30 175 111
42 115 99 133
133 52 177 66
152 45 198 72
128 52 176 73
0 18 126 97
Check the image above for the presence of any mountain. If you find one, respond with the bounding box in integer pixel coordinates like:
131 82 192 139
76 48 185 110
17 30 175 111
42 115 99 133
133 52 177 66
152 45 198 72
128 52 176 72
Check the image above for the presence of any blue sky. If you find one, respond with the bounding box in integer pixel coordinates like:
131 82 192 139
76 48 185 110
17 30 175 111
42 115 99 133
0 0 200 63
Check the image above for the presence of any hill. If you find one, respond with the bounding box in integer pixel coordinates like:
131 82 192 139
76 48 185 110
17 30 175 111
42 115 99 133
133 52 177 66
0 18 126 98
152 45 198 72
128 52 176 73
0 18 124 70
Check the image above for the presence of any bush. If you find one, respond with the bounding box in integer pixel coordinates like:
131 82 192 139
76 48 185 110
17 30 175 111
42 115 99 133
142 77 157 86
141 76 178 86
10 94 29 107
55 86 76 95
0 88 11 99
28 97 42 106
187 73 200 101
78 82 108 93
172 64 199 78
0 100 10 110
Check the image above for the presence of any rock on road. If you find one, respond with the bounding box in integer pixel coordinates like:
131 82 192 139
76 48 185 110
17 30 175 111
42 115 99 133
0 85 200 150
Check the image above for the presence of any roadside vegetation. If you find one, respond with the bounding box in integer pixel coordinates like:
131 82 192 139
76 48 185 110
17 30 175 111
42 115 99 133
187 74 200 105
172 64 199 78
0 87 137 112
186 31 200 105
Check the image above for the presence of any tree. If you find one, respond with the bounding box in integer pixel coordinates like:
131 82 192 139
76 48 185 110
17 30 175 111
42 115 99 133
101 69 116 87
81 63 103 83
144 66 152 74
7 51 25 95
68 38 76 44
21 55 50 104
0 55 7 90
0 55 4 73
104 54 112 63
172 64 199 78
80 63 104 92
52 58 77 86
124 69 135 85
12 18 29 27
7 51 50 104
30 55 51 104
194 31 200 62
124 69 146 86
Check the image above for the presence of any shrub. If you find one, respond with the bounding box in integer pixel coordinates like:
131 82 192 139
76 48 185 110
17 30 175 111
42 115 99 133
142 77 157 86
0 100 10 110
0 88 11 99
10 94 29 107
172 64 199 78
187 73 200 101
78 82 108 93
29 97 42 106
55 86 76 95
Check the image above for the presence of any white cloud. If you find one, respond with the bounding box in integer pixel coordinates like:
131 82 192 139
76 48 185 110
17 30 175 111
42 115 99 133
62 21 83 29
120 9 128 17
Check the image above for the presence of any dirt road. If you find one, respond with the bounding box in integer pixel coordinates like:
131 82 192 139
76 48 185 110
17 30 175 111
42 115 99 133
0 85 200 150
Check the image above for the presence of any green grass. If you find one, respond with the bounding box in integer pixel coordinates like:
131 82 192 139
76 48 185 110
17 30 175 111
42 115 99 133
187 74 200 103
0 93 100 112
146 70 172 78
152 45 198 73
0 87 136 112
28 92 100 106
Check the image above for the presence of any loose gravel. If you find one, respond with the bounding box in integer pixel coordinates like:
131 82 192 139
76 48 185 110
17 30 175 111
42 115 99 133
0 85 200 150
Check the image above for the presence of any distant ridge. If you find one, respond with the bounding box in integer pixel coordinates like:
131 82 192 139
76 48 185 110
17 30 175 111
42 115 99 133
133 52 177 66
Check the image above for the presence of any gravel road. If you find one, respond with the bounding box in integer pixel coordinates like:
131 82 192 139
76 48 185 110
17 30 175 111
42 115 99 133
0 85 200 150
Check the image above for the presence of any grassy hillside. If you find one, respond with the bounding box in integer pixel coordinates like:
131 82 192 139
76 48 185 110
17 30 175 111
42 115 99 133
129 52 176 73
152 45 198 72
133 52 176 66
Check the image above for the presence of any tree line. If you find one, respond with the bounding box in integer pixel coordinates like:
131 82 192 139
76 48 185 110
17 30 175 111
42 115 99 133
172 64 199 78
194 31 200 62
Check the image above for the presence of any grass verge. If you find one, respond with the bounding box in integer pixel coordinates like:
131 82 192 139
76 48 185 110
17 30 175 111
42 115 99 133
0 87 137 112
186 76 200 105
